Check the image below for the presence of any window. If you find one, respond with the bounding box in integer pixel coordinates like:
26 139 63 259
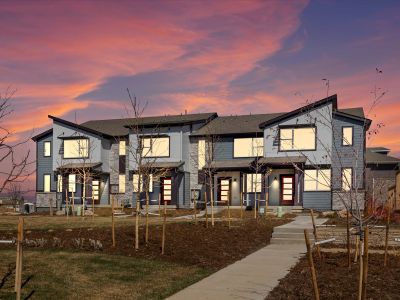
342 168 352 191
342 127 353 146
245 173 262 193
132 174 153 192
68 174 76 193
119 140 126 156
141 137 169 157
92 180 99 201
64 139 89 158
304 169 331 191
198 139 206 170
119 174 125 193
279 127 316 151
44 141 51 157
234 137 263 157
57 175 63 193
44 174 51 192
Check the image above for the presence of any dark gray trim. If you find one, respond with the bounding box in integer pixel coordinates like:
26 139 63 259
140 136 171 158
43 141 52 157
278 126 317 152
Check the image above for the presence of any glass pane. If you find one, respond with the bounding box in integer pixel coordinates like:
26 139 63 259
164 196 171 201
293 128 315 150
304 180 317 191
198 139 206 169
221 196 228 201
280 140 292 150
342 168 352 191
221 191 228 196
221 180 230 186
164 179 172 185
119 141 126 155
283 177 292 183
319 169 331 191
283 194 292 200
234 138 253 157
283 183 293 189
343 127 353 145
164 190 171 196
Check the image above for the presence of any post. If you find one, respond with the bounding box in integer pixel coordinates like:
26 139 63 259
354 235 360 263
240 191 243 219
304 229 320 300
254 192 257 219
265 190 269 217
384 204 390 267
347 209 351 268
111 195 115 247
362 227 369 300
193 191 197 225
49 197 53 216
205 191 209 228
161 199 167 255
15 217 24 300
227 190 231 229
72 191 75 216
357 233 364 300
210 180 215 227
82 173 86 217
310 209 321 259
158 193 161 217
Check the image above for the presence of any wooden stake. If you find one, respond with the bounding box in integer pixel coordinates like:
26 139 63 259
265 191 269 217
158 193 161 216
135 194 140 250
111 195 115 247
304 229 320 300
254 193 257 219
384 205 390 267
65 188 69 220
227 190 231 229
362 227 369 300
347 210 351 268
145 192 149 245
161 200 167 255
240 191 243 219
310 209 321 259
193 192 197 225
15 217 24 300
205 191 209 228
354 235 360 263
72 191 75 216
358 237 363 300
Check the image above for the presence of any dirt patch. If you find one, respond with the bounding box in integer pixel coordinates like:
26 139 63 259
267 252 400 299
0 217 291 270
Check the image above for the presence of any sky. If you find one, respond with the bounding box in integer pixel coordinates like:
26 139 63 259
1 0 399 195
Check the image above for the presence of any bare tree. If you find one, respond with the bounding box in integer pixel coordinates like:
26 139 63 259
8 183 23 212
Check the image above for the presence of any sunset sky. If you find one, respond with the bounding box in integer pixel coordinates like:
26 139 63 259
1 0 399 194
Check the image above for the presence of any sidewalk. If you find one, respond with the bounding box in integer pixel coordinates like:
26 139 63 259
168 216 326 300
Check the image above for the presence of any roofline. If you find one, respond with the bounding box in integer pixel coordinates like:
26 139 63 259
259 94 338 128
31 128 53 141
123 113 218 129
333 111 372 129
48 115 114 139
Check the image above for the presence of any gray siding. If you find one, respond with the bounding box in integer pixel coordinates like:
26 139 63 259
214 137 234 160
303 192 331 211
36 134 56 192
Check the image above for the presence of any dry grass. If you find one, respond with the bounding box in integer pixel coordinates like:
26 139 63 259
0 249 211 299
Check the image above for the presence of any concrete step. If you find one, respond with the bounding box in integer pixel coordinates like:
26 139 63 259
270 237 311 245
272 232 307 239
273 227 313 234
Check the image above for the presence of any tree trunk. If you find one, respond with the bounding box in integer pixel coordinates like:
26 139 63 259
209 177 214 227
347 210 351 269
362 227 369 300
82 173 86 217
111 195 115 247
135 192 140 250
145 191 150 245
65 187 69 220
205 191 208 228
161 199 166 255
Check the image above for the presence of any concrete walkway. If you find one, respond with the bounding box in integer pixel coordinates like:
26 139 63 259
167 216 327 300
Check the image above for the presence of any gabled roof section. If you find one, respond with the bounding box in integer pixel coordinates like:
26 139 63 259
31 128 53 141
334 108 371 129
259 94 338 129
49 115 114 139
191 113 285 136
366 148 400 165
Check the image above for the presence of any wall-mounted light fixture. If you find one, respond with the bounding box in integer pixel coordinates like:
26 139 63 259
233 178 237 182
274 176 277 182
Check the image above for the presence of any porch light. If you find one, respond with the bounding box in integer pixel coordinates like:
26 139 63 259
274 176 277 182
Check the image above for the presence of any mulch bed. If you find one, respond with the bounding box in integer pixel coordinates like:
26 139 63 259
267 252 400 299
0 218 290 270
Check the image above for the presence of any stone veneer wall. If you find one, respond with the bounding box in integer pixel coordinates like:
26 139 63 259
332 191 365 211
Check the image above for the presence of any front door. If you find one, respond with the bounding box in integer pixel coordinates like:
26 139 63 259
218 178 231 205
280 175 295 206
161 177 172 204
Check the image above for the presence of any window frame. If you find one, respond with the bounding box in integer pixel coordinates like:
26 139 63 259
43 174 51 192
233 137 264 158
278 125 317 152
44 141 52 157
63 138 90 159
342 126 354 146
304 169 331 192
245 173 262 193
342 167 353 191
141 136 170 158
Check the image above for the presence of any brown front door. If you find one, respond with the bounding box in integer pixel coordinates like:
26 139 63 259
161 177 172 204
218 178 231 205
280 175 295 206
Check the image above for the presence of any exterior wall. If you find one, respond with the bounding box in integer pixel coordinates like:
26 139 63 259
214 137 234 160
263 103 333 165
36 192 57 208
332 191 365 210
303 192 331 211
213 171 241 206
267 169 295 206
36 134 56 193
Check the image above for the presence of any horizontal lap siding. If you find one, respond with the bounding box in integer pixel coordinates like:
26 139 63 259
214 137 233 160
37 134 56 192
303 192 331 211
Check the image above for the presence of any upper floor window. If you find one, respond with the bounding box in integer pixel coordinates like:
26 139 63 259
304 169 331 191
342 127 353 146
44 174 51 192
141 137 169 157
342 168 352 191
198 139 206 169
119 140 126 156
44 141 51 157
64 138 89 158
279 127 316 151
234 137 263 157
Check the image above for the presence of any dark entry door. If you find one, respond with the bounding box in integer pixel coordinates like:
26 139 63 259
280 175 295 206
161 177 172 204
218 178 231 205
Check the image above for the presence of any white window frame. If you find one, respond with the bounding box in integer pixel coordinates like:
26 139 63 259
44 141 51 157
44 174 51 192
304 169 331 191
245 173 262 193
141 136 169 158
63 138 89 159
68 174 76 193
279 127 316 151
233 137 263 157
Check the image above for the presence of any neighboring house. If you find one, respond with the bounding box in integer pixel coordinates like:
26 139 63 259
365 147 400 205
32 94 397 211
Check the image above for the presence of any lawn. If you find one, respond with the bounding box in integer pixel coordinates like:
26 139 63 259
0 249 211 300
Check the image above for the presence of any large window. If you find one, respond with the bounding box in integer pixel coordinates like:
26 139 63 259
141 137 169 157
44 141 51 157
64 139 89 158
279 127 316 151
119 174 125 193
119 140 126 156
68 174 76 193
304 169 331 191
245 173 262 193
57 175 63 193
132 174 153 192
234 137 263 157
342 168 352 191
342 127 353 146
198 139 206 170
44 174 51 192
